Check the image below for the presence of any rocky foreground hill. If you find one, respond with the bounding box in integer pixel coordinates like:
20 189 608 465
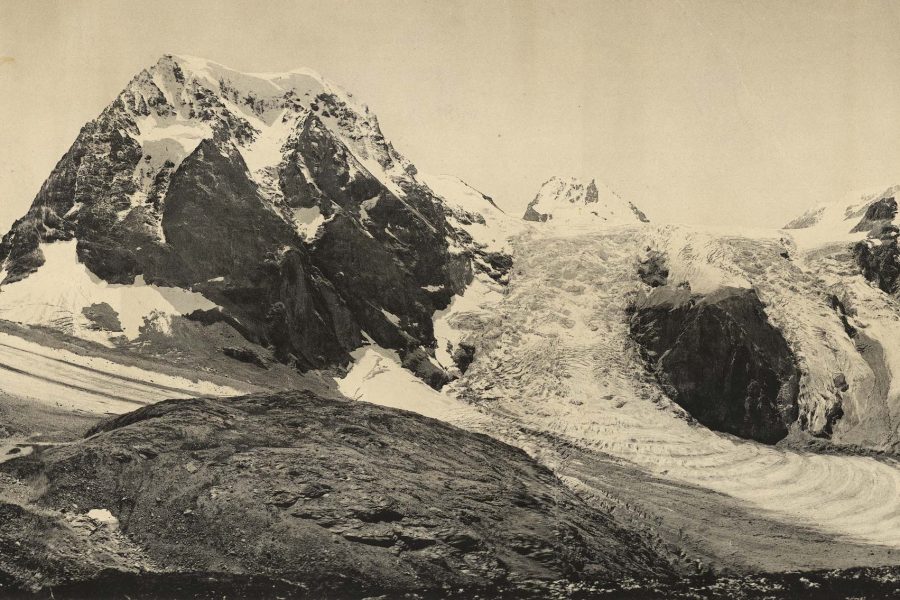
0 391 672 597
4 391 900 599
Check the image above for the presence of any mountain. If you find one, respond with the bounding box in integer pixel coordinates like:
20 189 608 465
7 55 900 599
0 55 507 382
783 184 900 235
522 176 649 224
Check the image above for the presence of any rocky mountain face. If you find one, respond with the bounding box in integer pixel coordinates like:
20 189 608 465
629 286 800 444
522 176 649 224
0 55 507 377
852 196 900 294
0 391 673 596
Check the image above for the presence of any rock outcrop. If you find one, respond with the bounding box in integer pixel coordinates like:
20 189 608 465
853 225 900 295
637 249 669 287
850 196 898 234
629 286 800 444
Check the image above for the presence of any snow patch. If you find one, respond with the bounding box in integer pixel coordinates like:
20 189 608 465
359 196 379 222
381 309 400 326
86 509 119 529
0 241 219 344
132 114 211 176
335 345 483 424
235 109 302 203
291 206 326 242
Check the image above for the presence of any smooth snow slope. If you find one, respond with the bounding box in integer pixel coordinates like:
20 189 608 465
335 344 489 429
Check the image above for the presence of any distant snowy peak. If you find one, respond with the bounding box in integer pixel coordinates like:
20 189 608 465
784 185 900 230
782 184 900 250
523 176 649 225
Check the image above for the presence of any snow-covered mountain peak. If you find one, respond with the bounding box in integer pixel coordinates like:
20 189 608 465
522 176 649 225
121 54 377 139
0 55 489 364
153 54 349 108
102 53 419 239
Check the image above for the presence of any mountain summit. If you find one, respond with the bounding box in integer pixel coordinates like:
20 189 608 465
522 176 649 224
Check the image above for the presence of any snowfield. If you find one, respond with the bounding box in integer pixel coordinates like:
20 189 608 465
0 241 220 345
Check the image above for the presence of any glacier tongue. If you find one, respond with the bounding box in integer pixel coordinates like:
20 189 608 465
440 224 900 548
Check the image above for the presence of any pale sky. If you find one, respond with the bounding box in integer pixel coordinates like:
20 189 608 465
2 0 900 234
